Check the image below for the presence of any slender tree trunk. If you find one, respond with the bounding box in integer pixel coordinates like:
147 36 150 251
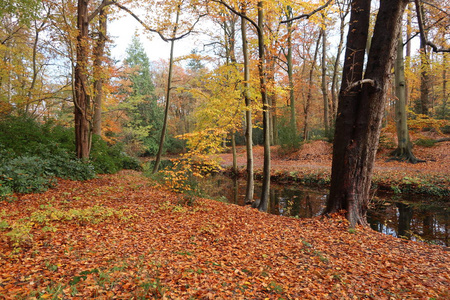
405 4 412 106
321 19 329 138
442 53 448 119
241 9 254 204
93 7 107 136
75 0 91 159
224 12 238 173
26 19 43 113
325 0 408 227
267 57 277 145
414 0 430 115
330 1 350 125
303 34 321 141
153 6 180 174
231 131 237 174
257 1 270 209
286 6 297 141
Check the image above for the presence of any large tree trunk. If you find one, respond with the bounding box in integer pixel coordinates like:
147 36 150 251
325 0 408 227
241 9 254 204
75 0 91 159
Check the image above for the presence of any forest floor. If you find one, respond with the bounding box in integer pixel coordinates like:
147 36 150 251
0 171 449 299
218 137 450 196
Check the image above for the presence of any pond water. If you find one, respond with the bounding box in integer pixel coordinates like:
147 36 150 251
196 174 449 246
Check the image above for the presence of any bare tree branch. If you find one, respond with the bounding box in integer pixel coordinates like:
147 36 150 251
211 0 261 36
422 0 450 17
281 0 333 23
343 79 376 93
111 1 205 42
88 0 115 23
414 0 450 53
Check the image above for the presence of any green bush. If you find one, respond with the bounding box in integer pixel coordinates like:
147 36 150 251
0 115 140 196
0 156 56 194
414 138 436 147
90 136 141 174
0 115 75 156
278 117 301 152
0 154 95 195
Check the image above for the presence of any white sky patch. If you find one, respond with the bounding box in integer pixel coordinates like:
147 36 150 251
108 13 203 64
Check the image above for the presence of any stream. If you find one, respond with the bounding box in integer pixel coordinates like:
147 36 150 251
196 174 449 246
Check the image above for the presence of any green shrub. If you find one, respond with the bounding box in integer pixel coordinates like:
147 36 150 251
0 151 95 195
278 119 301 152
0 116 139 195
0 115 75 156
0 156 56 193
90 136 141 174
414 138 436 147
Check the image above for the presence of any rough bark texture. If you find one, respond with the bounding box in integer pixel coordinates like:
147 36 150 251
325 0 408 227
74 0 91 159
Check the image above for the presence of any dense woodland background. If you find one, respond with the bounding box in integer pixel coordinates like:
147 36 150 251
1 1 450 298
0 0 448 197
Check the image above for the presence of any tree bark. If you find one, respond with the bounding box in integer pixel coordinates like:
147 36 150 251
330 0 350 125
267 56 277 145
241 8 254 204
75 0 91 159
414 0 430 115
321 18 329 138
303 34 321 141
325 0 408 227
286 6 297 141
231 131 237 174
93 7 107 136
442 53 448 119
153 6 180 174
257 1 270 209
390 35 422 163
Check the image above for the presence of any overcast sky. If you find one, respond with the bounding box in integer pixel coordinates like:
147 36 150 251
108 13 202 64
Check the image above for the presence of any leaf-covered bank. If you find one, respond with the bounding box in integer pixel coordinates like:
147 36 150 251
220 142 450 197
0 171 448 299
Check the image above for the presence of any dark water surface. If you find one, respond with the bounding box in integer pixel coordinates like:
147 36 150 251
197 174 449 246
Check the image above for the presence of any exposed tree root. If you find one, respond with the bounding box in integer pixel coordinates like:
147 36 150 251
388 147 426 164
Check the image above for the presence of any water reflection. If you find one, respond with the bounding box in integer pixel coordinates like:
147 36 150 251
367 198 449 246
198 174 449 246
